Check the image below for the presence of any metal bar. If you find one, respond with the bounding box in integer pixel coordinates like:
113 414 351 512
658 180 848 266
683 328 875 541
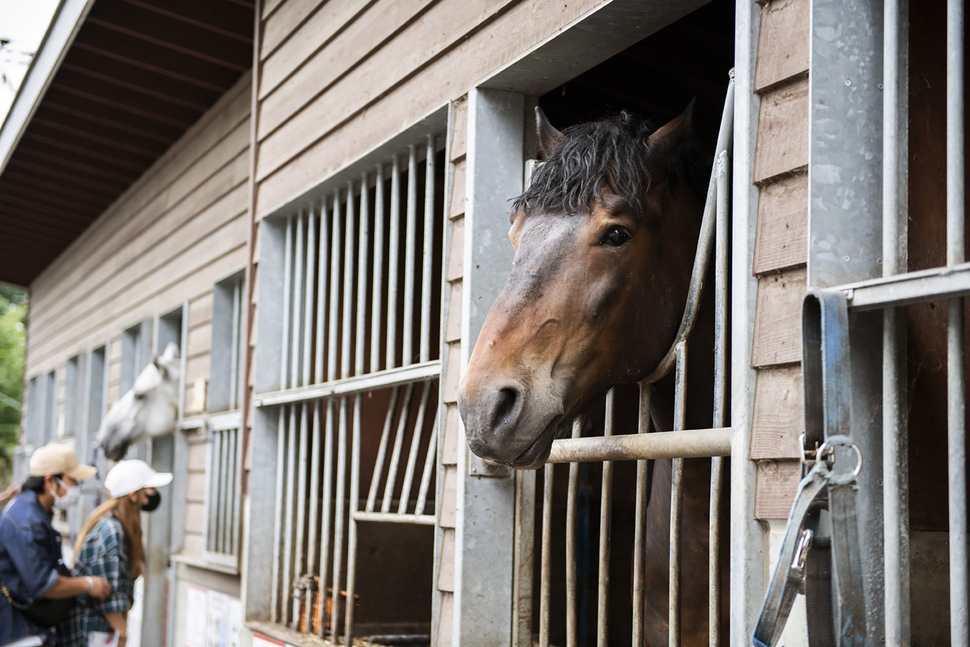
838 262 970 310
399 383 431 513
303 207 316 387
253 361 441 407
597 389 614 647
565 419 581 647
342 184 356 379
230 427 240 555
387 155 401 369
414 403 439 515
420 134 435 363
709 151 730 647
219 430 229 554
345 395 362 645
270 407 287 623
366 387 400 512
315 399 335 637
282 405 298 625
403 145 417 366
229 278 241 410
632 385 650 646
280 217 293 388
883 0 910 641
315 202 329 383
292 210 305 389
205 431 217 552
539 462 553 647
372 164 385 373
948 1 968 641
331 396 349 637
305 401 321 630
382 383 415 513
357 172 370 375
352 511 436 525
547 427 732 463
292 403 310 627
328 193 342 382
669 342 687 647
512 467 536 647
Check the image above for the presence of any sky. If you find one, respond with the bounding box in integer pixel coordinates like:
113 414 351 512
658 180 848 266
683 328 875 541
0 0 59 125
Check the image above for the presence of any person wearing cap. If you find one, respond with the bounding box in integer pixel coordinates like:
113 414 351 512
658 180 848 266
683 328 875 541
0 443 112 647
58 459 172 647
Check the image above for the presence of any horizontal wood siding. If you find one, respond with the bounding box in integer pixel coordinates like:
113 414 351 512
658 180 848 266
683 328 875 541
750 0 810 519
254 0 605 218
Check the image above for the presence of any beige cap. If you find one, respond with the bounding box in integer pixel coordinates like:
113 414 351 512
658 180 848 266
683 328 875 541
29 443 97 481
104 459 173 498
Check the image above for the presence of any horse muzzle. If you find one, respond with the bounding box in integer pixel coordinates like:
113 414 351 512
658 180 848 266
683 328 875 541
458 374 564 469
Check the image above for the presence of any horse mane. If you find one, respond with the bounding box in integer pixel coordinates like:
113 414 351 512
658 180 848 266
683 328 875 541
513 110 708 219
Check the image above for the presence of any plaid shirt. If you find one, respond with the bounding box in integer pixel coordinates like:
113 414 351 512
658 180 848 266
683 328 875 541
57 516 134 647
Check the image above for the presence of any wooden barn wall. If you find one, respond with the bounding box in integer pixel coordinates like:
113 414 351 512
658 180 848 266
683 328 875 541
24 75 252 558
253 0 606 220
749 0 809 518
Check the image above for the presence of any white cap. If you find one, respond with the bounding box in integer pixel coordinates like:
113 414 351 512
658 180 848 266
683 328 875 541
104 459 173 498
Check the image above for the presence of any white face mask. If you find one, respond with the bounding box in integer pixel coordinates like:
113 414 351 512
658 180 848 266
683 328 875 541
52 479 81 511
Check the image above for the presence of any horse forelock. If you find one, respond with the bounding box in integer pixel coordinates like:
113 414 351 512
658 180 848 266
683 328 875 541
513 110 707 219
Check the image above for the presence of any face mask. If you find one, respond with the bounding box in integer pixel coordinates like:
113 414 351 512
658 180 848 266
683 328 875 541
52 480 81 511
142 491 161 512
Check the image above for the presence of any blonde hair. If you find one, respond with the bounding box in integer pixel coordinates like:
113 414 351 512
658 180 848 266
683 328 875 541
73 493 146 580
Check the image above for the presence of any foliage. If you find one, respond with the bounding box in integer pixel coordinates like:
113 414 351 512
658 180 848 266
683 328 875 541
0 283 27 489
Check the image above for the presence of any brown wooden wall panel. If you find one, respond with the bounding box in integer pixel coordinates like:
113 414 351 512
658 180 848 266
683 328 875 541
439 466 458 529
753 78 808 183
442 404 460 466
254 0 603 215
755 0 809 91
188 293 215 330
750 365 804 460
29 80 251 313
443 340 461 405
445 281 463 343
751 266 806 368
752 171 808 275
259 0 369 97
450 96 468 163
755 459 801 519
437 528 455 593
260 0 327 60
28 133 250 337
450 164 467 220
446 219 465 283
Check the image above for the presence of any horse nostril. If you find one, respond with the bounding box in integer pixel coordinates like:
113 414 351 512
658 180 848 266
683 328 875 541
494 386 520 428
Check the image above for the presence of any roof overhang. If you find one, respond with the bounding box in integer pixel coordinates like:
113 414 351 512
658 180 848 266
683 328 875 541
0 0 253 287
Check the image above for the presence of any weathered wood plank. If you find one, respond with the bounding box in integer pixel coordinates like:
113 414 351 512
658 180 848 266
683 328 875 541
257 0 438 138
449 162 466 221
755 459 801 519
445 280 462 343
437 528 455 593
30 81 251 310
256 0 602 214
442 403 460 466
752 266 806 367
446 218 464 283
260 0 369 95
442 340 461 404
755 0 809 92
261 0 323 60
186 325 213 359
188 293 214 329
435 593 453 647
753 78 808 183
750 365 803 460
439 466 457 529
187 437 207 471
450 96 468 162
753 171 808 275
30 213 248 368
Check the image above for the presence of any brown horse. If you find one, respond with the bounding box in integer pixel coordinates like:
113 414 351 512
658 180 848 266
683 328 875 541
458 105 720 645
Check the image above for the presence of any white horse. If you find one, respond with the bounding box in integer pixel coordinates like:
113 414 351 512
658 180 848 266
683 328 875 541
96 342 180 461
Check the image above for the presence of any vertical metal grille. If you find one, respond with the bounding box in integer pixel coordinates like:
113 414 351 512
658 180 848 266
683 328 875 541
258 133 445 641
203 419 241 562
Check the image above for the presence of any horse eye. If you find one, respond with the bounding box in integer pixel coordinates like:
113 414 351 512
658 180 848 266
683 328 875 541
600 226 631 247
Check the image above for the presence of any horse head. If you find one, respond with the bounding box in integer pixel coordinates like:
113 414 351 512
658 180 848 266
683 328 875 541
459 105 706 469
96 341 181 461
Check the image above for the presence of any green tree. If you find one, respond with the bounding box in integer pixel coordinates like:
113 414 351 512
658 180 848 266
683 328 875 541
0 283 27 489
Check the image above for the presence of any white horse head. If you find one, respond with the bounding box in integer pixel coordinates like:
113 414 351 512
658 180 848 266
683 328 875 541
96 342 180 461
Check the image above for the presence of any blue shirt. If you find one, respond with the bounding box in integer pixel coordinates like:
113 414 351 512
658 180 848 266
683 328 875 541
0 490 62 646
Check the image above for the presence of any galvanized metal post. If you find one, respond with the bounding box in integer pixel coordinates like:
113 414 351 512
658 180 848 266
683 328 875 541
809 0 888 641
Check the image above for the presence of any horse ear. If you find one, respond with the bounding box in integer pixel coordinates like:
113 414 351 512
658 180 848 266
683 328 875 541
535 106 564 158
646 98 695 154
153 357 169 379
